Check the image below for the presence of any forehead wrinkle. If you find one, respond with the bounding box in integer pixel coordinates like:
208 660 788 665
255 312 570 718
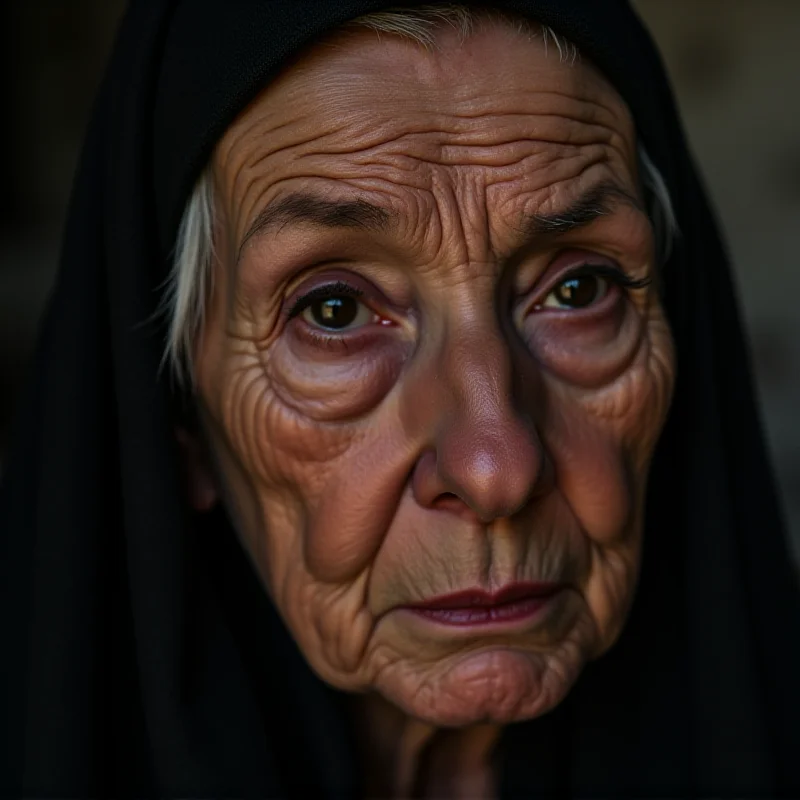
215 109 301 191
251 108 631 184
215 81 635 239
261 134 631 208
281 108 624 165
226 63 632 161
220 117 389 245
215 21 636 189
444 168 494 267
216 109 361 225
419 171 473 271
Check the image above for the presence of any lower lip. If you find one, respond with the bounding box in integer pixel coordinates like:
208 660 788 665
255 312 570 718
408 594 557 626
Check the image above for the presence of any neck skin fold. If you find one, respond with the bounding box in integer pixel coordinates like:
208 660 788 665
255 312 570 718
350 692 501 799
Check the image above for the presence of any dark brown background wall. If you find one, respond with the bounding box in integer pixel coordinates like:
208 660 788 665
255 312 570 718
1 1 798 561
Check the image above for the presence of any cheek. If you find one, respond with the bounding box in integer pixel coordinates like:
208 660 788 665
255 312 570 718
548 362 669 548
209 341 421 584
302 419 417 583
543 406 641 652
214 359 351 490
546 399 634 545
544 314 675 649
533 299 674 541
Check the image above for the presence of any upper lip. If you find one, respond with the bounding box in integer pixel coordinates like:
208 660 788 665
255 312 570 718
405 581 564 610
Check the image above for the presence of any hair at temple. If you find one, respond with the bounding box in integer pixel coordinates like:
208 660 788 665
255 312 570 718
162 5 678 386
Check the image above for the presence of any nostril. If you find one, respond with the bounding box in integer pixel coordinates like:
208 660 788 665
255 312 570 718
431 492 465 513
430 491 488 524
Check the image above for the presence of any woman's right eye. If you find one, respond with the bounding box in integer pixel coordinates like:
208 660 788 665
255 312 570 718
300 294 376 331
288 280 380 333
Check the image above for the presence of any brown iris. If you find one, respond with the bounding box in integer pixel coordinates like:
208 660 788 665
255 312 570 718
309 296 360 329
549 275 605 309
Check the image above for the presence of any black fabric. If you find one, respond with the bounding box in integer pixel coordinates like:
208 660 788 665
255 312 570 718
2 0 799 796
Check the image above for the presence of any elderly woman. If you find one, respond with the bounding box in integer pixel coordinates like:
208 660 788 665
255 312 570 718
2 1 799 798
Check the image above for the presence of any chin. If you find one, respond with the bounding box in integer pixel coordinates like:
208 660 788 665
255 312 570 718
376 646 586 728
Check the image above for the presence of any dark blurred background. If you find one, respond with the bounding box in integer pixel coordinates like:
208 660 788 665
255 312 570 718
1 1 798 562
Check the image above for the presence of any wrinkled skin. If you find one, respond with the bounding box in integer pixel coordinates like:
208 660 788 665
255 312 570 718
188 19 675 736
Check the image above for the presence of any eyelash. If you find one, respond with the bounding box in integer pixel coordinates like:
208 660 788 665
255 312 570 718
548 263 651 293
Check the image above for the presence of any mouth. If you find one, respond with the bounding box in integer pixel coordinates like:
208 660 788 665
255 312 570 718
402 582 565 627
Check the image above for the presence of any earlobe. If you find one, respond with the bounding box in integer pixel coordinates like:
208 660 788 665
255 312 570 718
175 425 220 511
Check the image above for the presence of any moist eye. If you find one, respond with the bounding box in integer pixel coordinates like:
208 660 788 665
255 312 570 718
540 264 650 310
306 295 360 329
288 281 372 332
548 274 605 308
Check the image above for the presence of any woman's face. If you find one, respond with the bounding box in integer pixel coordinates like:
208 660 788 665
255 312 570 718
190 19 675 726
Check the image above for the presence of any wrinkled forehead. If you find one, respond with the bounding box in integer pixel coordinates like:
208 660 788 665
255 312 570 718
213 19 636 184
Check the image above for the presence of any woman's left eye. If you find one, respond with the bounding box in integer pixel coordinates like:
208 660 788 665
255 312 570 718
536 264 649 311
540 273 609 310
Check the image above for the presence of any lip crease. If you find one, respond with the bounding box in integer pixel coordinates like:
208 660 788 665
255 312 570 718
402 582 565 626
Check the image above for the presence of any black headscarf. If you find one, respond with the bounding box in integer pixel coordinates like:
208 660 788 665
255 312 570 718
2 1 799 797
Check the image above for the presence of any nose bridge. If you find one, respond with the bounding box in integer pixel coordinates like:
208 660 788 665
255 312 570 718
426 311 547 522
445 324 518 434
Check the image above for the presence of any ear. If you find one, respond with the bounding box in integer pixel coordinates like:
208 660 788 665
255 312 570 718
175 425 219 512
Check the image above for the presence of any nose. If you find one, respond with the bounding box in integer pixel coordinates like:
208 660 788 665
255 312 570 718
410 330 551 524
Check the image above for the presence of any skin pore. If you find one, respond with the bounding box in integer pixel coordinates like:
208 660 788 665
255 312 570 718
183 16 675 799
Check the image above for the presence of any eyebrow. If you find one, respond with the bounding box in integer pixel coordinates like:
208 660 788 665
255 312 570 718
519 181 644 240
237 181 643 262
238 193 395 261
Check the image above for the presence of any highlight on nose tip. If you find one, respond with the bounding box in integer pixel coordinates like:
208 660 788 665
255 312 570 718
413 424 548 522
453 438 544 521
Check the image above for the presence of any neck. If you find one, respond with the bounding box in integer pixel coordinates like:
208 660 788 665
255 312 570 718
351 693 501 799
